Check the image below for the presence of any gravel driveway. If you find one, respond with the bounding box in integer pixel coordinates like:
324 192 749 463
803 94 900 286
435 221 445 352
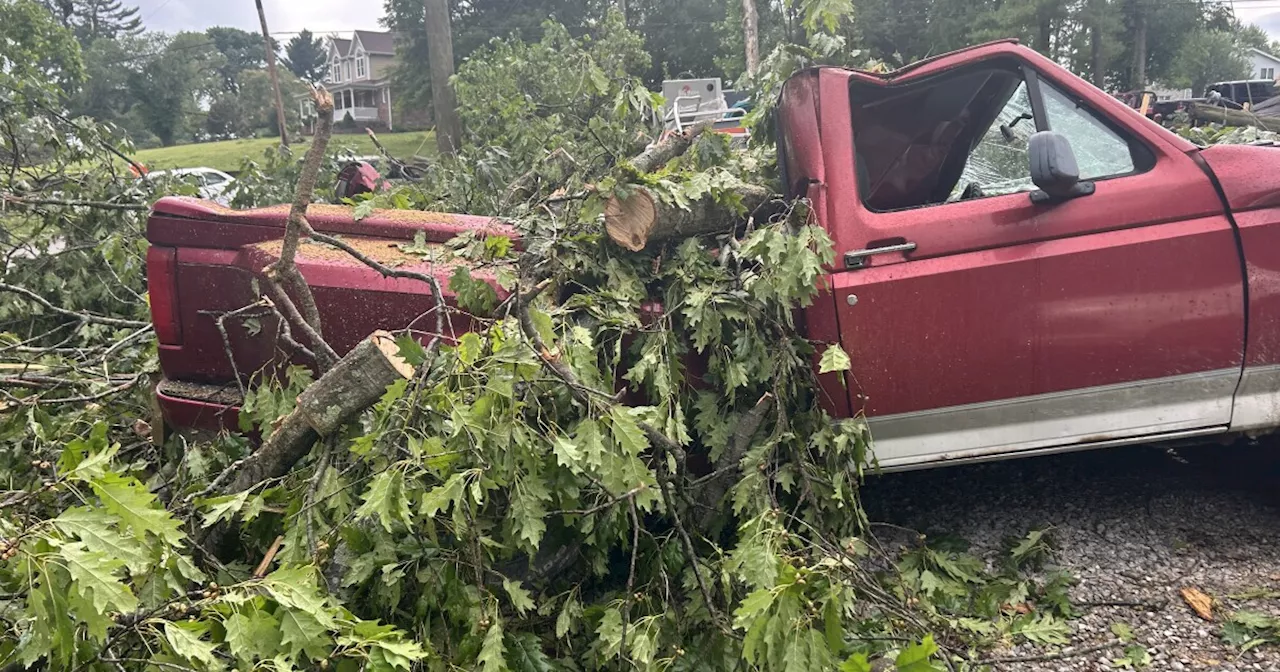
860 440 1280 671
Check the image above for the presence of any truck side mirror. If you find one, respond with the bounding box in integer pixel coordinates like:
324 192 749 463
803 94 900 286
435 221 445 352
1028 130 1095 204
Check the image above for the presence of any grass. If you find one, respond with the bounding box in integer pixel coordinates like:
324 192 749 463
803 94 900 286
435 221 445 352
131 131 437 173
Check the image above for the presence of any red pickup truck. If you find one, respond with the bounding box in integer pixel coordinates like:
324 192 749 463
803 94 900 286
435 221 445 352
147 40 1280 471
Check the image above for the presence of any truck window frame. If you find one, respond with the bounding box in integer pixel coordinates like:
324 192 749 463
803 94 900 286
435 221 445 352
850 57 1156 214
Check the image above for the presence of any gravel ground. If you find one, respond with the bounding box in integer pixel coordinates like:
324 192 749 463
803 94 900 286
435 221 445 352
860 439 1280 671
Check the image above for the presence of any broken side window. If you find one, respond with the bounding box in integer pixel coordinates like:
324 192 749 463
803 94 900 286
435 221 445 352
852 61 1146 213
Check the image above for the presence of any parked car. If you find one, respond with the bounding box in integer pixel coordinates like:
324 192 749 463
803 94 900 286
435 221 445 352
148 168 237 205
146 39 1280 472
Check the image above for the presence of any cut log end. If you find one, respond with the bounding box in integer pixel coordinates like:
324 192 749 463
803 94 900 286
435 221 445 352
605 191 657 252
371 330 415 379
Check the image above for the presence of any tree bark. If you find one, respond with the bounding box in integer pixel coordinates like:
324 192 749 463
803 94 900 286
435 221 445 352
254 0 290 146
424 0 463 157
742 0 760 76
1190 103 1280 132
223 331 413 494
266 87 336 370
1089 0 1105 88
604 184 775 252
1133 7 1148 88
603 120 775 251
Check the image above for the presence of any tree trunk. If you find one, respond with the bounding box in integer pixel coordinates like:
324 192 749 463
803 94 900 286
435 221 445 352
1090 0 1105 88
1037 8 1053 56
424 0 463 157
1133 8 1148 88
742 0 760 76
254 0 290 146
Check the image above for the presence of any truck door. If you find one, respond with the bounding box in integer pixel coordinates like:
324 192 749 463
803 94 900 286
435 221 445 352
823 59 1245 470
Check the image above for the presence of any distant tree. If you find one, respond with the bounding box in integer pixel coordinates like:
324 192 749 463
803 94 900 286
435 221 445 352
239 69 305 136
1 0 84 92
205 94 247 139
1234 21 1277 60
206 26 267 93
126 33 220 146
69 35 143 122
282 29 327 83
1170 29 1251 95
382 0 600 112
39 0 142 45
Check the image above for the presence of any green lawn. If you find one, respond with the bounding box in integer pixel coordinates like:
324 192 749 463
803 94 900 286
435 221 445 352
132 131 437 173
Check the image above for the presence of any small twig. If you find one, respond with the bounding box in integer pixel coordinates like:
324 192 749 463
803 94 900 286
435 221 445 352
620 499 641 661
551 485 648 517
304 446 334 558
25 374 143 406
0 195 148 211
101 660 196 672
0 281 149 329
657 475 730 635
253 535 285 578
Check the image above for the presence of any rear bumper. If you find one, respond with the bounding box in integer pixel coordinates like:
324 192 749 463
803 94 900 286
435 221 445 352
155 379 243 433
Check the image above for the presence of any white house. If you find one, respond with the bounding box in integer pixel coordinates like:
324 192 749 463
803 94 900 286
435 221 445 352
298 30 416 131
1249 47 1280 82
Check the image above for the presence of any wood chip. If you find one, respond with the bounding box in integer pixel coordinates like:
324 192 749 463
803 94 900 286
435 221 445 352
1180 586 1214 621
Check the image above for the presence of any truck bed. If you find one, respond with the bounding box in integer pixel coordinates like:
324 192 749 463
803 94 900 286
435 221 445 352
146 197 515 432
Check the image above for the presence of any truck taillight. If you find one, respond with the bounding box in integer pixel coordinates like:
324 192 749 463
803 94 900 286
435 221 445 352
147 247 182 345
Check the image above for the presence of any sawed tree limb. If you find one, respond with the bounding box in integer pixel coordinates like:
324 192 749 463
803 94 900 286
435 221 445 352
602 120 780 252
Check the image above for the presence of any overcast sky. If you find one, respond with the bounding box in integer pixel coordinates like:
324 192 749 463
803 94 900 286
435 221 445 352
131 0 389 37
132 0 1280 44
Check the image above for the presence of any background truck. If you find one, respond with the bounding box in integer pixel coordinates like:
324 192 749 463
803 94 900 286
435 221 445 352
149 39 1280 471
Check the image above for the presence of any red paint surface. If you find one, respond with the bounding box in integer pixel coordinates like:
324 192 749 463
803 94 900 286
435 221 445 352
1197 146 1280 370
780 42 1246 418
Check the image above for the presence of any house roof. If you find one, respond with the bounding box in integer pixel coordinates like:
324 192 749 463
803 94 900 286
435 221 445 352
1251 47 1280 65
353 30 396 55
330 37 351 57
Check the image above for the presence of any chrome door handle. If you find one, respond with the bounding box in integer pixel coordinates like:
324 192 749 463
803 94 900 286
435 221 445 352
844 242 916 270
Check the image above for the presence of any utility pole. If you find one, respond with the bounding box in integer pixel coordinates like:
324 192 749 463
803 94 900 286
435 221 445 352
254 0 290 146
742 0 760 75
424 0 462 157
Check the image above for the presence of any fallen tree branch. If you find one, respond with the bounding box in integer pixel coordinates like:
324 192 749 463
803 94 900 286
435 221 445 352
694 392 774 530
627 120 714 174
264 87 336 372
0 195 148 211
0 282 150 329
220 331 414 496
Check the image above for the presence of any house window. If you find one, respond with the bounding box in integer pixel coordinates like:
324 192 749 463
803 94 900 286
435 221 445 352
1263 67 1276 81
328 58 340 82
356 56 367 79
343 60 352 81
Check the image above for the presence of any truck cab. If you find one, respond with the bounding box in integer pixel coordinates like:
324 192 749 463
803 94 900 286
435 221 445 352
779 39 1280 469
148 40 1280 472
